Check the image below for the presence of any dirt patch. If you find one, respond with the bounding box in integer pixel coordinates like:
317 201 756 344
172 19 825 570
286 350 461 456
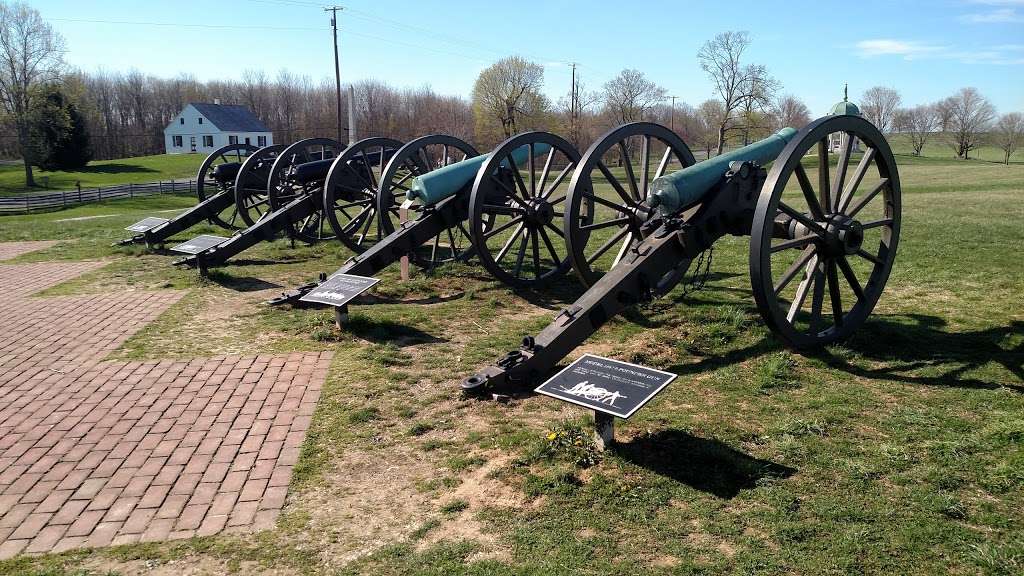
78 556 301 576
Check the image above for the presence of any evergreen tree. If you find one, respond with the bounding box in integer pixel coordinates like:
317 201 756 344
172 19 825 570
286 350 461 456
29 85 92 170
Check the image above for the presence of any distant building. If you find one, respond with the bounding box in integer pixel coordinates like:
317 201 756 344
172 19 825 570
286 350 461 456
828 84 862 152
164 102 272 154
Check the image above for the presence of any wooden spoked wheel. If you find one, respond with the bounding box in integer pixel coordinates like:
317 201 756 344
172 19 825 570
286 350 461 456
564 122 696 287
468 132 580 288
234 144 285 227
196 143 257 229
322 137 403 253
750 114 901 349
267 138 346 244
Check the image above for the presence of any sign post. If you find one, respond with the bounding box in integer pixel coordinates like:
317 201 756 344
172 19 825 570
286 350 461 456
299 272 380 328
399 199 413 281
535 354 677 450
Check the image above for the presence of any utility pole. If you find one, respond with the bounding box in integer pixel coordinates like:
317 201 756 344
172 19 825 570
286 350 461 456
570 62 579 148
669 96 677 132
326 6 344 142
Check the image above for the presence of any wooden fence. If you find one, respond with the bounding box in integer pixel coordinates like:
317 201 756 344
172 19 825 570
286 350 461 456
0 180 197 214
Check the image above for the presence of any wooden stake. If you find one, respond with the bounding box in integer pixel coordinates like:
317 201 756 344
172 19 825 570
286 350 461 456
594 411 615 451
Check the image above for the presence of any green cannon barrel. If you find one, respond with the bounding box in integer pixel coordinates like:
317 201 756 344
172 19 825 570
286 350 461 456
649 127 798 215
408 142 551 206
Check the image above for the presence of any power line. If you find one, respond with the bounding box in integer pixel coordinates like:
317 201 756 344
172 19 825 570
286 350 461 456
49 17 321 32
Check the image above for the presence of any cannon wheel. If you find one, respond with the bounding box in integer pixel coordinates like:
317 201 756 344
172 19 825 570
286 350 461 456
564 122 696 287
750 114 901 349
234 144 286 227
469 132 580 288
323 137 403 253
268 138 346 244
196 143 258 230
376 135 479 270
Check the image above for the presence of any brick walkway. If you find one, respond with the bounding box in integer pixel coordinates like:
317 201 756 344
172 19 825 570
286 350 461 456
0 250 331 558
0 240 57 261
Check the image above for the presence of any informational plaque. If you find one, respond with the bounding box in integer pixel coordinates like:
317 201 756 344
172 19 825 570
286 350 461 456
535 354 677 419
299 273 380 307
170 234 229 254
125 217 169 233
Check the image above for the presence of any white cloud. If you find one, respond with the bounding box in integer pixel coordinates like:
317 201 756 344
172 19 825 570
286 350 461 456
961 7 1024 22
853 39 1024 65
855 39 945 59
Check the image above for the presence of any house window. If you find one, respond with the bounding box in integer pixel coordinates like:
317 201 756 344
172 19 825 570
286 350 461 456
172 135 183 147
202 135 213 147
244 137 251 145
258 136 267 147
179 118 184 125
198 117 203 124
228 135 238 145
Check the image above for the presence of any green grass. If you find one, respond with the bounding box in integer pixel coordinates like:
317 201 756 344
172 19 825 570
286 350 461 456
0 152 1021 575
0 153 205 196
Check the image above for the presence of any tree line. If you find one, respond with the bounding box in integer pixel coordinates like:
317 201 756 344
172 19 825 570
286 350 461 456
1 2 1021 191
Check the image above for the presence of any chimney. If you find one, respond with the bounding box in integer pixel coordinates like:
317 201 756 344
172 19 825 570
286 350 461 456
214 98 221 105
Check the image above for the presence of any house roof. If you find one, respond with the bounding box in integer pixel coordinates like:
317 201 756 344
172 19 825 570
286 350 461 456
189 102 271 132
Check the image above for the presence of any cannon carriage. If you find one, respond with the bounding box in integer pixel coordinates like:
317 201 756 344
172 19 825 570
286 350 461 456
116 143 263 248
462 114 901 395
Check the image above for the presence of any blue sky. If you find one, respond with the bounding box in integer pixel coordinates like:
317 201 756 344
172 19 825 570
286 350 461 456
33 0 1023 115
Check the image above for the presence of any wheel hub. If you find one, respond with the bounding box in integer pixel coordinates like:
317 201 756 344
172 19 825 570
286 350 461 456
523 198 554 227
823 214 864 256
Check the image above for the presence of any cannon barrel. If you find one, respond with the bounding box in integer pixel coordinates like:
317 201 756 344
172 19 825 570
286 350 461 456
408 142 552 206
650 127 797 215
210 162 241 184
288 158 335 185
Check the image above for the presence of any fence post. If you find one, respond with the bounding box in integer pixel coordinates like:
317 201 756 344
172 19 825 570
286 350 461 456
158 180 163 194
76 181 81 203
129 183 134 199
62 190 66 207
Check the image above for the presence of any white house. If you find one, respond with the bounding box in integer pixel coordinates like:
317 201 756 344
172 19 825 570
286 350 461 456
164 102 273 154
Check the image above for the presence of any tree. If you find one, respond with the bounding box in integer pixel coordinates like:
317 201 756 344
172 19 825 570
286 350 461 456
0 2 65 186
994 112 1023 165
697 31 777 154
29 84 91 170
695 99 725 158
860 86 901 132
601 68 666 124
471 56 547 143
946 87 995 159
895 104 938 156
773 94 810 131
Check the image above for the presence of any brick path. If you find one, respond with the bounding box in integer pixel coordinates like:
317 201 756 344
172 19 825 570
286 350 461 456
0 250 331 558
0 240 57 261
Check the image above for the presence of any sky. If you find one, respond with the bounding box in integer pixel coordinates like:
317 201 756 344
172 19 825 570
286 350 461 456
30 0 1024 116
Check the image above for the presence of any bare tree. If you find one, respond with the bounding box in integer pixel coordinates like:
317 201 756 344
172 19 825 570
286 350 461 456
773 94 811 131
994 112 1023 165
895 104 938 156
860 86 901 132
946 87 995 159
471 56 546 143
601 68 666 124
934 97 955 132
0 1 65 186
695 99 725 159
697 31 776 154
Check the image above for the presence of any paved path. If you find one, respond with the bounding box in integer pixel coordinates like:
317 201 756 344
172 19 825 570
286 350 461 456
0 245 331 558
0 241 57 261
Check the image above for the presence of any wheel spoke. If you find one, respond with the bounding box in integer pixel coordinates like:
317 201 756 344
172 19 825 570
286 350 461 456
808 264 826 334
580 216 631 232
513 232 529 277
786 254 818 323
654 147 672 179
832 134 853 208
491 174 528 207
794 164 825 221
837 255 865 300
542 161 575 199
582 191 630 213
612 231 634 267
774 246 816 296
856 248 884 266
617 141 641 200
537 147 555 197
509 153 531 198
846 178 889 218
639 135 651 199
837 147 876 214
482 203 523 216
771 234 816 253
528 143 536 198
597 161 635 206
538 225 561 265
818 139 831 212
777 202 827 236
826 260 844 327
484 216 524 239
544 222 565 238
531 228 542 279
586 226 629 265
495 224 525 262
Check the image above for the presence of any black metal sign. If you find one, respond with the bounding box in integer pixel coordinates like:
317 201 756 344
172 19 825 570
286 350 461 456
535 354 677 418
299 273 380 307
125 217 169 233
170 234 229 254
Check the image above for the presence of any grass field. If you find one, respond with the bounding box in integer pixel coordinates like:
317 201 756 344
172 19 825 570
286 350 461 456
0 147 1021 575
0 153 205 196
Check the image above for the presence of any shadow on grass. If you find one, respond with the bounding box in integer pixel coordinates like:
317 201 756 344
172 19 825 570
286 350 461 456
344 314 447 346
617 430 796 499
68 163 160 175
205 273 282 292
825 314 1024 393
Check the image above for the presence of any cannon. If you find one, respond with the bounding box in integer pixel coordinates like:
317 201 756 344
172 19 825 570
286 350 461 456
173 138 397 273
233 144 288 227
269 131 581 306
116 143 259 247
462 114 901 395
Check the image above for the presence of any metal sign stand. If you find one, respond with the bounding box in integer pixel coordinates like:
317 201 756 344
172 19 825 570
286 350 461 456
334 304 349 328
594 412 615 451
